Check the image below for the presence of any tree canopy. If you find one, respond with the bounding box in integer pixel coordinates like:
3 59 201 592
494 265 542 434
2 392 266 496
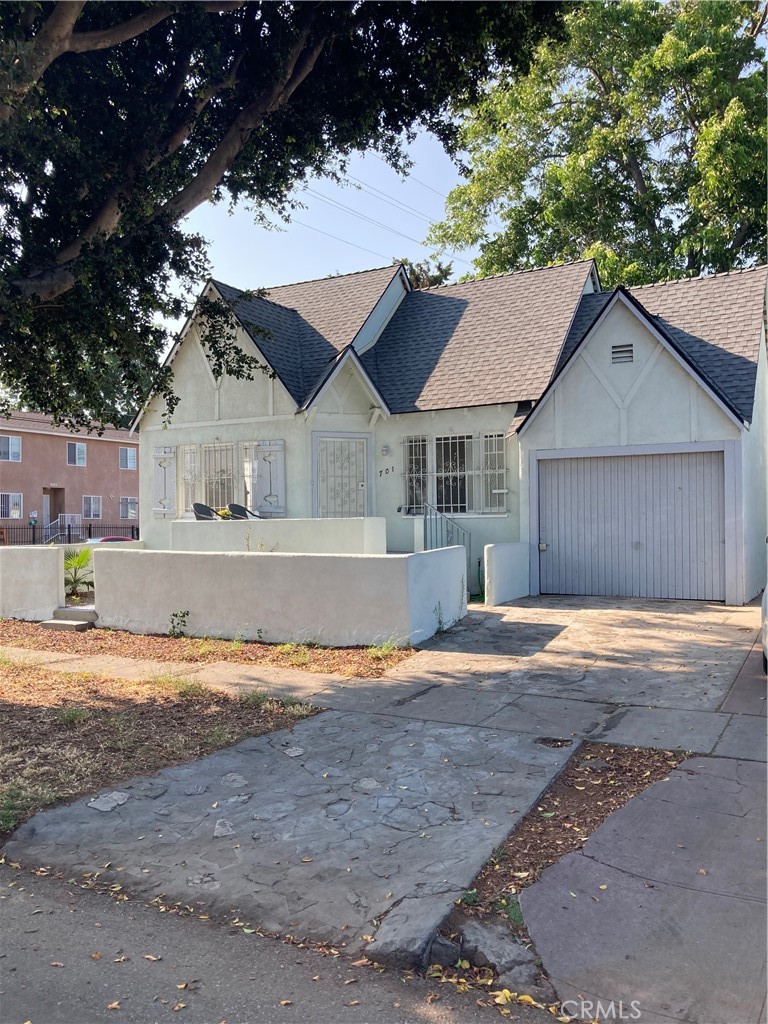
395 256 453 290
428 0 766 287
0 0 563 427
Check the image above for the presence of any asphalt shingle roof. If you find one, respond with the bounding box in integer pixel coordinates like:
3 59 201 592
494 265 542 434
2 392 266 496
361 262 595 412
212 261 766 423
214 266 400 405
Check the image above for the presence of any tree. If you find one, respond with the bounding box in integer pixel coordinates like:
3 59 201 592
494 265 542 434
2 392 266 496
428 0 766 287
395 257 454 289
0 1 564 428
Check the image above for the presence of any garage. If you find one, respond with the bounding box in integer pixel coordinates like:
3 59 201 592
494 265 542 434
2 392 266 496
538 451 726 601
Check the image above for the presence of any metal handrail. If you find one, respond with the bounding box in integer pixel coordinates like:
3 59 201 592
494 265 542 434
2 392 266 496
422 502 471 588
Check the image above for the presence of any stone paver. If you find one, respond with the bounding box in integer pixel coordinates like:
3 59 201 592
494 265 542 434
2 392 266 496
593 706 732 753
521 757 767 1024
2 594 762 973
4 711 571 965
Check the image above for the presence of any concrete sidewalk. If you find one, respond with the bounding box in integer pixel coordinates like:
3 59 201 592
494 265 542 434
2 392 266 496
521 756 767 1024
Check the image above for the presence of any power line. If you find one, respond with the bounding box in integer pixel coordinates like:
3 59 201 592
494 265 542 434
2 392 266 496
291 218 393 262
370 152 451 201
346 175 436 225
303 186 474 268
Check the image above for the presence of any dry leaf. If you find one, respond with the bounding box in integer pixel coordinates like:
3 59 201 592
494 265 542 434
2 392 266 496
311 975 321 981
599 885 608 890
172 1002 186 1011
301 858 313 863
698 868 708 876
279 1000 293 1007
343 979 357 985
107 1001 121 1011
143 954 162 961
426 993 440 1003
345 1000 360 1007
113 956 130 963
91 952 101 961
50 962 64 968
176 983 188 990
351 958 369 967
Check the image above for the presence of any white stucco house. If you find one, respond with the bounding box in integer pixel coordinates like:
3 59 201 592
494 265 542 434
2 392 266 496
133 259 767 605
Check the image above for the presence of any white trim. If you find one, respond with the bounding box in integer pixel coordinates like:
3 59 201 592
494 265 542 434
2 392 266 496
527 440 743 603
519 290 746 436
302 347 390 417
311 431 374 517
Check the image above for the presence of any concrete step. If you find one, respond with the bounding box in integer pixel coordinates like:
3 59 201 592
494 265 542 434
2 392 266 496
40 619 94 632
53 605 98 623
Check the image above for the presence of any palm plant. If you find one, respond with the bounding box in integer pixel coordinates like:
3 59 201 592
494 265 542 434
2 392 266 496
64 546 93 597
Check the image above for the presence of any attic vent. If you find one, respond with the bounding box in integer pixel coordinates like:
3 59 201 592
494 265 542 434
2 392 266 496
612 343 634 364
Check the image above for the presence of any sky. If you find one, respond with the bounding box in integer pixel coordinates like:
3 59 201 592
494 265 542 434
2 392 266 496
183 130 480 292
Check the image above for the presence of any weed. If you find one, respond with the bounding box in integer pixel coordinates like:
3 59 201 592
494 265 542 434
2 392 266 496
494 894 525 929
204 726 239 748
459 888 480 906
276 643 296 654
175 680 212 699
239 690 270 707
0 784 55 833
193 638 216 657
434 601 446 634
168 610 190 638
54 707 90 726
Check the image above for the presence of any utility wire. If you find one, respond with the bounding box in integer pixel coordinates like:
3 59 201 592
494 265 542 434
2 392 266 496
370 152 451 201
303 186 474 268
345 174 436 224
291 218 393 262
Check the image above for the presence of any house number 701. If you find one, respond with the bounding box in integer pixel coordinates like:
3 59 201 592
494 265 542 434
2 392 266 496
379 467 393 476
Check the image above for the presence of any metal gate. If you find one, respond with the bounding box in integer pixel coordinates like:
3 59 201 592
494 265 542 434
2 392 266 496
314 434 370 518
538 451 725 600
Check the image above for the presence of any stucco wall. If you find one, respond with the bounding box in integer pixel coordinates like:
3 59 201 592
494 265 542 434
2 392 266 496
93 546 465 646
169 517 387 554
0 546 64 620
138 319 520 581
484 543 530 606
742 335 768 601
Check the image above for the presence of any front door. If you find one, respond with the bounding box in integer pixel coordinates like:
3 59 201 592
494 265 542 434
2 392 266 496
313 433 371 517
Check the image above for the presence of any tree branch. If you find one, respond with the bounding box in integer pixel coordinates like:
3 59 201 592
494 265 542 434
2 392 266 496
68 5 174 52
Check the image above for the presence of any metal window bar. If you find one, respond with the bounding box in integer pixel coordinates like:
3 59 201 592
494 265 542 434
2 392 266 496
402 435 428 514
202 443 238 511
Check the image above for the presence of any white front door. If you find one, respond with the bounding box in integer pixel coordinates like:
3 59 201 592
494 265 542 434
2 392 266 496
313 433 371 517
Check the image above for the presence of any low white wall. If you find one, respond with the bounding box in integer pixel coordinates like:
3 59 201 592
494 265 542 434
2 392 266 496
93 545 465 646
484 543 530 606
168 517 387 554
0 546 64 620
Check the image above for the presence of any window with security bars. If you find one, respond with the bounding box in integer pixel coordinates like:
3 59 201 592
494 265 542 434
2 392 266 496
202 443 237 509
0 492 22 519
402 433 507 515
402 436 428 514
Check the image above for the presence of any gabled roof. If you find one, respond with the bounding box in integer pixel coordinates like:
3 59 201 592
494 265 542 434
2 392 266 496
557 267 767 422
361 261 595 412
213 265 401 406
1 410 134 441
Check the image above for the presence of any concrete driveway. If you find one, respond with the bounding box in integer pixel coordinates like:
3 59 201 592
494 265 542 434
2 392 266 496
3 596 763 976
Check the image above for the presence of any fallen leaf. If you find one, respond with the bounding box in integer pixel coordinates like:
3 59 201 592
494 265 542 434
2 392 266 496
107 1001 121 1011
344 979 357 985
569 891 577 898
143 954 162 961
176 983 188 990
351 958 369 967
50 962 64 968
599 885 608 890
172 1002 186 1011
279 1000 293 1007
242 928 256 935
426 993 441 1004
517 994 540 1007
301 858 313 863
346 1000 360 1007
113 956 130 963
311 975 321 981
699 868 708 876
91 952 101 961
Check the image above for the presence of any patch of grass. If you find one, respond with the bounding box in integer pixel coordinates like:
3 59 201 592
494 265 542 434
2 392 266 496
193 639 217 657
53 707 91 726
275 643 297 654
228 638 244 655
459 888 480 907
493 894 525 928
239 689 270 707
368 639 398 660
0 660 319 842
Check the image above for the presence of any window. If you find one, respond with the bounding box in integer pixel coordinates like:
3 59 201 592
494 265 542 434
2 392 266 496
0 493 22 519
201 442 236 509
120 497 138 520
82 495 102 519
611 343 633 364
402 433 507 515
119 446 137 470
178 444 200 514
403 436 428 514
0 436 21 462
67 441 86 466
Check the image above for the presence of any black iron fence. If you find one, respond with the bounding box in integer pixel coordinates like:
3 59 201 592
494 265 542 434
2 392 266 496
0 522 140 545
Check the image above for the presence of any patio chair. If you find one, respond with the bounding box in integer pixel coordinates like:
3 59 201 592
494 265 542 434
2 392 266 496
192 502 222 521
227 502 263 520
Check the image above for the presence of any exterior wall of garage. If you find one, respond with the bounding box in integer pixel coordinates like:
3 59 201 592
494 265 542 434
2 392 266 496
742 335 768 602
519 297 753 604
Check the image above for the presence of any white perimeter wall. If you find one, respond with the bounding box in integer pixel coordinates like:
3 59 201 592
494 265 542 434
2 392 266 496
0 546 64 620
93 546 466 647
169 517 386 554
484 543 530 606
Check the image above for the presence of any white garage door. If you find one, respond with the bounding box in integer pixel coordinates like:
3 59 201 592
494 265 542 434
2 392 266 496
538 452 725 600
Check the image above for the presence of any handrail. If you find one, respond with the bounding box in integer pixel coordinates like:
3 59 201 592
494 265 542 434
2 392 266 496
422 502 471 589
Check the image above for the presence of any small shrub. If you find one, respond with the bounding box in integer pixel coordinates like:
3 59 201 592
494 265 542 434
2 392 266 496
64 547 93 597
168 610 190 638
